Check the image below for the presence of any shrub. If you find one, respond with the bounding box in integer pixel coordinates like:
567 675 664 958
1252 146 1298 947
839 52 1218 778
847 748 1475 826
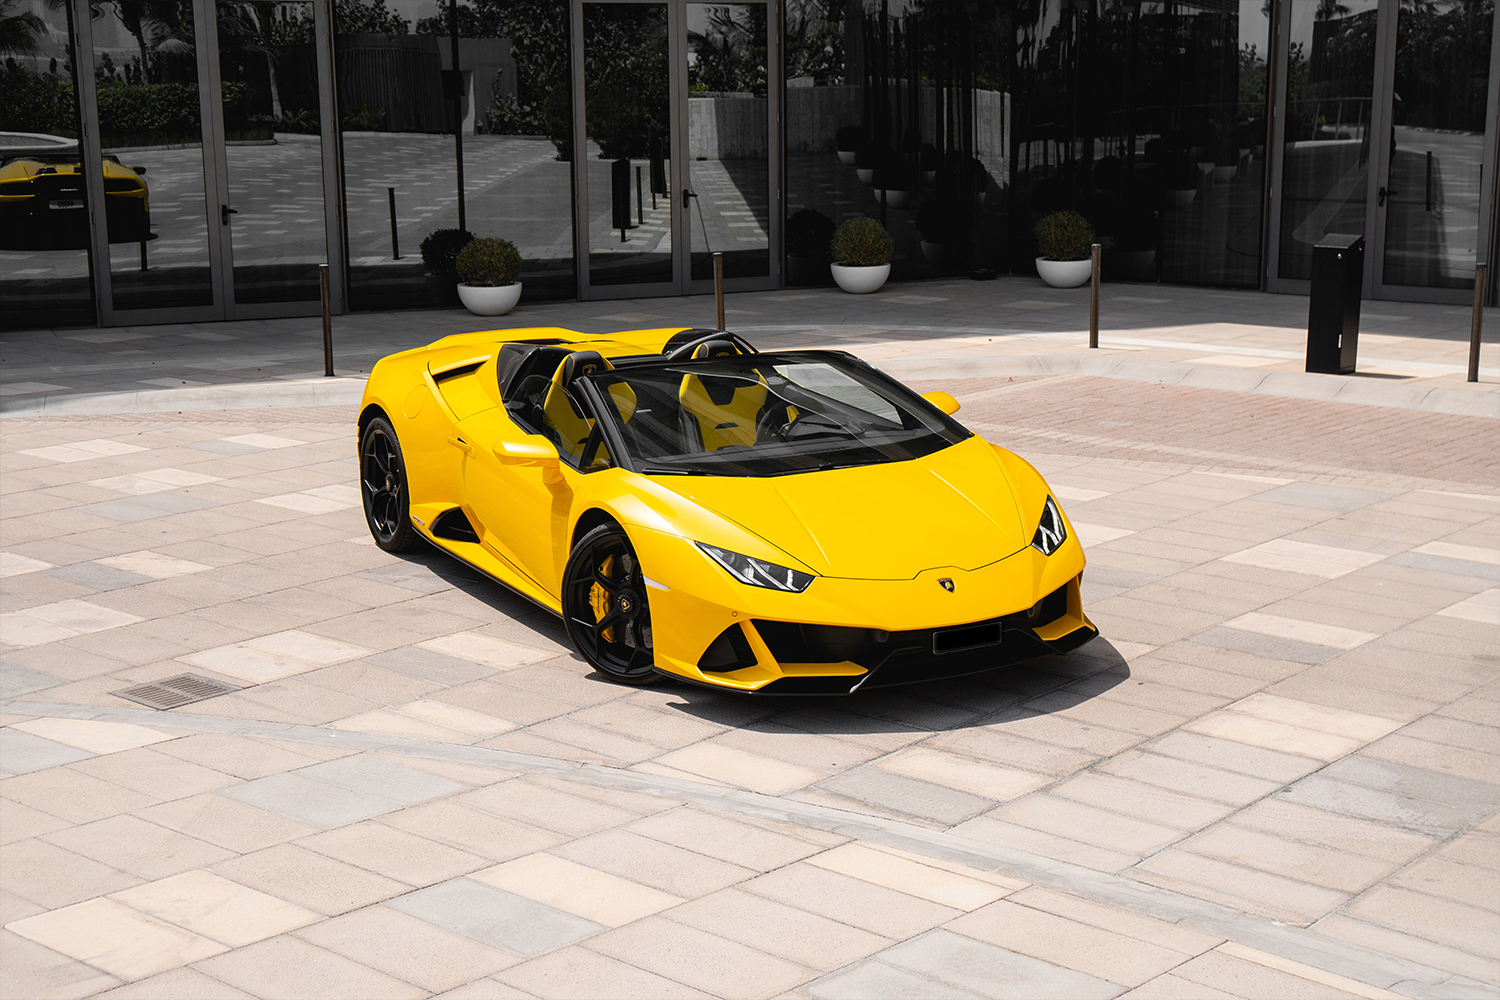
1034 210 1096 262
456 237 522 286
830 217 892 267
786 209 834 257
419 228 475 276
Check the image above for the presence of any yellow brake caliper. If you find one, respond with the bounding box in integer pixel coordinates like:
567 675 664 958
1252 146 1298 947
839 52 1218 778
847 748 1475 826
589 554 615 642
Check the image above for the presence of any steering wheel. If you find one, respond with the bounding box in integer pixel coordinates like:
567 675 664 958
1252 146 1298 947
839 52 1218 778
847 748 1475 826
755 403 795 442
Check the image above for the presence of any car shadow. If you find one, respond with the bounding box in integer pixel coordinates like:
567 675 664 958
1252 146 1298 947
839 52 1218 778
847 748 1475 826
658 638 1134 735
385 542 1131 736
385 543 573 648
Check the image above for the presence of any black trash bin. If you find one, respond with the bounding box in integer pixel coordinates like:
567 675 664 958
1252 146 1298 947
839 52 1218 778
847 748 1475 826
1306 234 1364 374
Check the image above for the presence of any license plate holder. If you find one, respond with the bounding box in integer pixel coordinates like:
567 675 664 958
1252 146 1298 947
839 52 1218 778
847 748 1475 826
933 622 1001 655
49 199 85 210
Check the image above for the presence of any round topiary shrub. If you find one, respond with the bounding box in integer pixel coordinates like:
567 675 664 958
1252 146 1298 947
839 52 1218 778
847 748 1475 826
830 217 893 267
455 237 522 287
1034 210 1096 262
419 228 475 277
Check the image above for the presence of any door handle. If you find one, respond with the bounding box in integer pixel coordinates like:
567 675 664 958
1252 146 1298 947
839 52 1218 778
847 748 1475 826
220 204 238 225
446 436 472 455
1377 186 1397 207
683 188 697 207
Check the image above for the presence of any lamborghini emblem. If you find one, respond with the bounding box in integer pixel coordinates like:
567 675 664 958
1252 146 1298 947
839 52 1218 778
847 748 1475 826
938 578 955 592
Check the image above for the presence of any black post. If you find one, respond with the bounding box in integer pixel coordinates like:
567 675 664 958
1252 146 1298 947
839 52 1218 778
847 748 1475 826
139 240 147 272
1426 150 1433 212
611 158 631 241
1469 263 1485 383
387 187 400 259
320 264 334 377
1089 243 1101 348
448 0 466 232
1306 235 1363 375
636 165 644 225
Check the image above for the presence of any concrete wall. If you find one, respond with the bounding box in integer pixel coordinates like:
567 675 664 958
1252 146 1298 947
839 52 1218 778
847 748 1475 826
687 96 768 160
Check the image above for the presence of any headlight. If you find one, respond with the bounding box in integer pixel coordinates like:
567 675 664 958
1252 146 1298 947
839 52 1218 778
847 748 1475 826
695 542 814 592
1031 495 1067 555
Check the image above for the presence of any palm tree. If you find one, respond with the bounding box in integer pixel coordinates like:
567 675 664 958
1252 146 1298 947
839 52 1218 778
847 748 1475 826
0 0 47 55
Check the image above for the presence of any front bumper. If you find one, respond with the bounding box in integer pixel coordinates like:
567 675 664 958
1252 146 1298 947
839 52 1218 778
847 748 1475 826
629 526 1096 694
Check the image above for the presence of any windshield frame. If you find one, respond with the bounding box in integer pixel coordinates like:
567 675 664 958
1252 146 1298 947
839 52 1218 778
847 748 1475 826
571 349 972 478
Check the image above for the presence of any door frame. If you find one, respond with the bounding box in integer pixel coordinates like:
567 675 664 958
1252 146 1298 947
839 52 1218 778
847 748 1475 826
76 0 344 326
1264 0 1500 304
570 0 782 301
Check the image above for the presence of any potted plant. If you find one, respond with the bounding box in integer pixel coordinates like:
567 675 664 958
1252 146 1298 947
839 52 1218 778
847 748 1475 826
835 126 867 166
420 228 474 306
872 156 916 209
455 237 523 316
1162 153 1199 209
917 199 972 271
854 145 883 186
829 216 893 294
1033 210 1096 288
785 208 835 286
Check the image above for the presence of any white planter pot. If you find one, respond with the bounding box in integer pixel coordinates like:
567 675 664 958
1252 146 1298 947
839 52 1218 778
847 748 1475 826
1165 188 1197 210
875 188 914 209
831 262 890 294
1035 257 1092 288
856 168 875 185
1213 164 1236 182
457 282 522 316
837 149 857 165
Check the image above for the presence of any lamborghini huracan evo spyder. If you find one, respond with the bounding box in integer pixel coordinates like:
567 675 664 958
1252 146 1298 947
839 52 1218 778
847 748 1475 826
357 327 1098 693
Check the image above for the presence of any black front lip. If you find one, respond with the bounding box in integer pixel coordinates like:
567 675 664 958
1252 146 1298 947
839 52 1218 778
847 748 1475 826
746 619 1099 695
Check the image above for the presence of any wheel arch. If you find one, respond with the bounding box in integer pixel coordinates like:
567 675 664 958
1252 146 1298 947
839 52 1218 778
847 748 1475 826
571 507 623 550
358 403 390 441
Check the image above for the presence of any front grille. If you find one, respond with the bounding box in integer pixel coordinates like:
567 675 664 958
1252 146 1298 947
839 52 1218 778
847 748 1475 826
748 581 1079 694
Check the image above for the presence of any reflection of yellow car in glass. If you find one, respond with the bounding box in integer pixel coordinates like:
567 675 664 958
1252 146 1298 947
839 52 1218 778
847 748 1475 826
358 327 1097 693
0 133 149 250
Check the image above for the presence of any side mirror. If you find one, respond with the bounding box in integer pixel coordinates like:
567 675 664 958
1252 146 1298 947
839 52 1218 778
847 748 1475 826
494 435 559 467
131 165 147 175
922 390 960 415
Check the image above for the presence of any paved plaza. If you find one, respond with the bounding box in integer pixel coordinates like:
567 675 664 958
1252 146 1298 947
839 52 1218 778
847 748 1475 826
1 278 1497 999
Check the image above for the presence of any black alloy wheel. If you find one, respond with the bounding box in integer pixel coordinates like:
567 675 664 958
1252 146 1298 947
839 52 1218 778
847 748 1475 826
360 416 419 553
562 523 658 685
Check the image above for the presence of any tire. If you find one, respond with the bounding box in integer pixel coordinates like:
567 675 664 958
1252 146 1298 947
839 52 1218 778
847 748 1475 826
562 523 659 685
360 416 420 553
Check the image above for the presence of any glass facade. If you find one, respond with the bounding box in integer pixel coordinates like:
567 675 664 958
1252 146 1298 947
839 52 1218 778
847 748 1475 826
1 0 95 327
334 0 574 309
3 0 1498 331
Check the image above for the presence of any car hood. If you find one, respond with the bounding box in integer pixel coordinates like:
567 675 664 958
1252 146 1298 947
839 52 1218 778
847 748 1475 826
660 437 1028 580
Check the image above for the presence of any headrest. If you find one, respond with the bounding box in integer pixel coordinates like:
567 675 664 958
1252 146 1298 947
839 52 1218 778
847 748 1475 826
689 340 742 360
556 350 610 387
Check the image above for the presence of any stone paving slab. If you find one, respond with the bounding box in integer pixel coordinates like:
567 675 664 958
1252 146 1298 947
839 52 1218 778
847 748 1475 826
2 315 1499 997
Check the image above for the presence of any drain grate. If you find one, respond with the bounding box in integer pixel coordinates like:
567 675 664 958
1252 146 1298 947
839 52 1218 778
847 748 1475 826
113 673 240 710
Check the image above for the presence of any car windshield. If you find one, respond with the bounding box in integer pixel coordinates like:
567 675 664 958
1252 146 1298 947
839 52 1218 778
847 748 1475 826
581 351 970 476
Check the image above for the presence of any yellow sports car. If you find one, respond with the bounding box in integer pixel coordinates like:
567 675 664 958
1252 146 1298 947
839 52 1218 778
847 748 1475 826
358 327 1097 693
0 134 150 250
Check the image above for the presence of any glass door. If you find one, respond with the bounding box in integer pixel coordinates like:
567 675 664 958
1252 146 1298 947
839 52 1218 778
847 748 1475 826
572 0 778 299
1369 0 1497 301
1268 0 1500 303
206 0 329 312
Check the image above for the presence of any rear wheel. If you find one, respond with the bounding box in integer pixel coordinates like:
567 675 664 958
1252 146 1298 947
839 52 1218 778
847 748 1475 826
360 416 420 552
562 523 658 685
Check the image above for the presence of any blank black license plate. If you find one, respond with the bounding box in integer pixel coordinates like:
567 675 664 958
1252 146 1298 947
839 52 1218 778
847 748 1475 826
933 622 1001 655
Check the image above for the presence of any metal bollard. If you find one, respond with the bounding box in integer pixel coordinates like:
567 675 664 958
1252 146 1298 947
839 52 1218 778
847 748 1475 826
1470 263 1486 383
714 252 725 332
1089 243 1101 349
636 165 644 226
388 187 400 260
320 263 334 377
